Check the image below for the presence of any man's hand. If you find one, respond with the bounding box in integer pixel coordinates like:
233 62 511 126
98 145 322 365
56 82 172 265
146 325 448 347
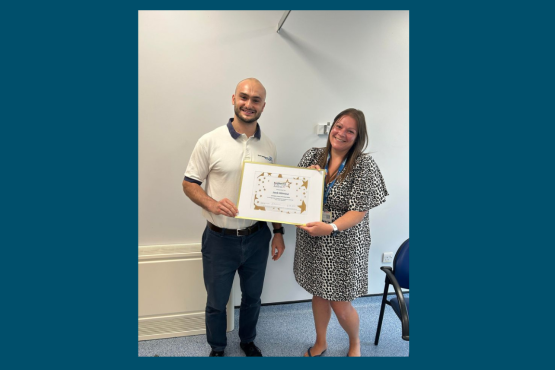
271 233 285 261
183 182 238 217
209 198 238 217
297 222 333 237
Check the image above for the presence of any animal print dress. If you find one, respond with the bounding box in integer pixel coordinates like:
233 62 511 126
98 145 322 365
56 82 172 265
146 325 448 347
294 148 389 301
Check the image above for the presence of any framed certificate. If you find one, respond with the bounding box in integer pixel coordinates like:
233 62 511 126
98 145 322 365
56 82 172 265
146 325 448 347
235 162 325 225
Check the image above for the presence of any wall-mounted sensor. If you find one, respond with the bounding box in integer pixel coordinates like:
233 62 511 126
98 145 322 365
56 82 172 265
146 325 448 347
317 122 331 136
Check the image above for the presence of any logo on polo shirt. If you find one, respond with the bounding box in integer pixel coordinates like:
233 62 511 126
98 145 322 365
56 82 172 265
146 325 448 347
258 154 273 163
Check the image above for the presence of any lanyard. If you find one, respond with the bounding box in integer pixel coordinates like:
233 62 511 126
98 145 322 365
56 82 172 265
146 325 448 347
323 153 347 205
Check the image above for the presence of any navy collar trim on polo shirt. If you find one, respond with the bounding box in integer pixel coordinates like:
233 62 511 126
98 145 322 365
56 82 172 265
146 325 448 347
227 118 261 140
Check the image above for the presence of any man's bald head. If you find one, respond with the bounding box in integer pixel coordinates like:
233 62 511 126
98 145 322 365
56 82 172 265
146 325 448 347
232 78 267 125
235 78 267 100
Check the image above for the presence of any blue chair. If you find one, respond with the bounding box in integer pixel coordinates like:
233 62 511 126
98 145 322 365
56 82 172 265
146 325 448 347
374 238 409 344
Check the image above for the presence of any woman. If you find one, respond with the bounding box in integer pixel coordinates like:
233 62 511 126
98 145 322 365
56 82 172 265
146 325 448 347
295 108 388 357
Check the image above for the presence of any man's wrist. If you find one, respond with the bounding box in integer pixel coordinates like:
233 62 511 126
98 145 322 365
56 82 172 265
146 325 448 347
273 227 284 235
207 198 218 214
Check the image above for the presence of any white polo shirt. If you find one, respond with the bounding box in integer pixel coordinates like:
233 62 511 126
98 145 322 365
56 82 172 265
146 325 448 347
184 119 277 229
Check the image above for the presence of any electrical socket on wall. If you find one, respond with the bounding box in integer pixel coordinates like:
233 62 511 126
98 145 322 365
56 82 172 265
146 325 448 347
382 252 394 263
317 122 331 135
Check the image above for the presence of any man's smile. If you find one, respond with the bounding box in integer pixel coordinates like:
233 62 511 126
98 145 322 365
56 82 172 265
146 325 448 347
241 108 256 115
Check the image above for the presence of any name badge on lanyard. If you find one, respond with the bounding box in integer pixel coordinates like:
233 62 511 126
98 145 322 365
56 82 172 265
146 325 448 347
322 153 346 223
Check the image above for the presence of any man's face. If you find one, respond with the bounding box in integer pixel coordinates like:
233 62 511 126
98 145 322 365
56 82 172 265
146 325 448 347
232 81 266 124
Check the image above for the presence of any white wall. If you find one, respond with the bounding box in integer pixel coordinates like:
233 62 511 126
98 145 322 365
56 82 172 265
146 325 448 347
139 10 409 304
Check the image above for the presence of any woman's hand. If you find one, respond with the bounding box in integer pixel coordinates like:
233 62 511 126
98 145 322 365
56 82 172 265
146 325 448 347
307 164 322 171
297 222 334 237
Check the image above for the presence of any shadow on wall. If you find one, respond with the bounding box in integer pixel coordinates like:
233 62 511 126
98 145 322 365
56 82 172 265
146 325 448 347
187 26 276 53
277 29 370 93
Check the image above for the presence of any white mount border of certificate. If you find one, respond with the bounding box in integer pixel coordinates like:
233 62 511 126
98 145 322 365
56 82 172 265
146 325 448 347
235 162 325 226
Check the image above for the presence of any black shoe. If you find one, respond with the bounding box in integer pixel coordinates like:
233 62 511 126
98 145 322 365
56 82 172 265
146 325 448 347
240 342 263 357
307 347 327 357
209 350 225 357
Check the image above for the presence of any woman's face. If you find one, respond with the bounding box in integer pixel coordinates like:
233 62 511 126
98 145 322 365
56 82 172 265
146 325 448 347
330 115 358 154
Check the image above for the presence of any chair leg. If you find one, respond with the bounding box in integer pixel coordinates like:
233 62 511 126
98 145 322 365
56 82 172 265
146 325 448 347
374 283 389 345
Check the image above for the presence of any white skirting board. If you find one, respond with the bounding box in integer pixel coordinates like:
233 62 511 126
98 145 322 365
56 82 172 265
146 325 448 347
138 243 234 341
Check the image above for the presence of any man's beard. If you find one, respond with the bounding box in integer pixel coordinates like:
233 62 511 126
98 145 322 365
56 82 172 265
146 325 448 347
234 105 261 124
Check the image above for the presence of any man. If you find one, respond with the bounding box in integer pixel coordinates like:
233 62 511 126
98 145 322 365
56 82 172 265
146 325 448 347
182 78 286 357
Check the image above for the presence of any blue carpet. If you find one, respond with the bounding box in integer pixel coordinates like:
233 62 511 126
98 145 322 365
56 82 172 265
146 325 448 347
138 294 409 357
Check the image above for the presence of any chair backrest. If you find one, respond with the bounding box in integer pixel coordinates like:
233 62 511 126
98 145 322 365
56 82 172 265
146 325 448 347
393 238 409 289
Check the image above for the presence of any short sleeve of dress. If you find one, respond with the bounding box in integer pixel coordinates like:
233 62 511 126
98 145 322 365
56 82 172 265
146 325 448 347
297 148 321 168
348 155 389 212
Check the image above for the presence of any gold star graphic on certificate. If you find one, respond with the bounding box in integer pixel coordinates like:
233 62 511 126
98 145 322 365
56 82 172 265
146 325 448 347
285 179 292 188
253 194 266 211
298 200 307 213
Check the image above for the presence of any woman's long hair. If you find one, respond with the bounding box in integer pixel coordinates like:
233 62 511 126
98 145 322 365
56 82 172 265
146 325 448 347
317 108 369 182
